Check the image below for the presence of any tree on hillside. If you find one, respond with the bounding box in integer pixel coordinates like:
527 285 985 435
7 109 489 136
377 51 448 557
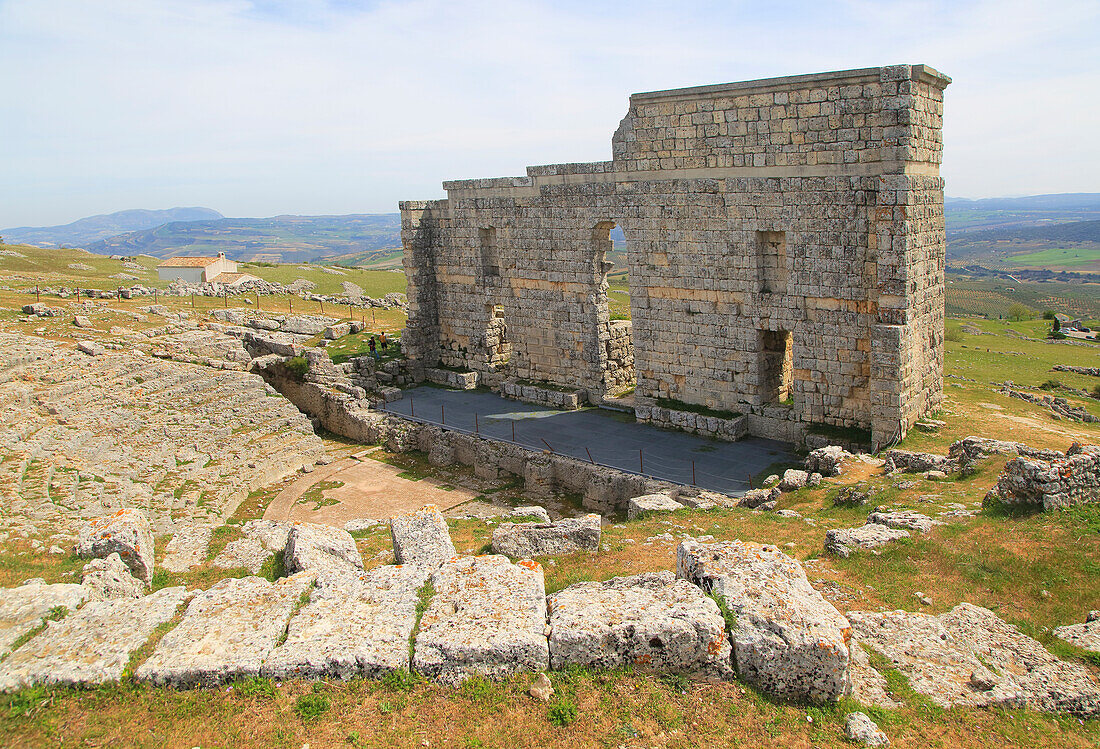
1008 303 1031 322
1053 317 1061 332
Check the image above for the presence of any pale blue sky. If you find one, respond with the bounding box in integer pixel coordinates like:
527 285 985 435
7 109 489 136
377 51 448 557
2 0 1097 227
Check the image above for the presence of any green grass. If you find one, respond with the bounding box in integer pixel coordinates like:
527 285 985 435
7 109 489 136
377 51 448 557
655 397 740 421
1004 247 1100 269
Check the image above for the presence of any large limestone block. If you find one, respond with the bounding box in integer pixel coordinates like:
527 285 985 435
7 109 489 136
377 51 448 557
136 573 315 687
413 555 549 683
626 494 685 520
284 523 364 581
0 587 191 691
547 571 731 678
805 446 851 477
1054 611 1100 654
825 524 910 558
0 580 89 658
491 515 601 558
263 565 429 679
81 553 144 600
676 540 851 703
162 525 214 573
866 511 935 534
213 520 291 574
850 604 1100 716
76 508 156 584
390 505 456 567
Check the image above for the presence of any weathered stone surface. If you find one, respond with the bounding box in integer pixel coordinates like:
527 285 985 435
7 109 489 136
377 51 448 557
0 580 89 658
548 571 731 678
626 494 685 519
805 445 851 477
491 514 601 558
985 444 1100 511
284 522 363 581
77 340 105 356
136 573 315 686
676 540 851 702
779 469 809 491
883 450 949 474
390 505 456 568
263 565 429 679
73 315 92 328
825 524 910 558
281 315 336 336
81 553 144 600
848 638 902 709
161 525 214 573
737 487 780 509
509 506 551 523
849 603 1100 716
0 587 191 691
1054 612 1100 654
76 508 155 584
413 555 549 683
866 511 936 534
213 520 291 574
845 712 889 747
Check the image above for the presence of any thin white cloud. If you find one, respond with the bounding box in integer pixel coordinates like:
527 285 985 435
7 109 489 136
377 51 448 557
1 0 1097 226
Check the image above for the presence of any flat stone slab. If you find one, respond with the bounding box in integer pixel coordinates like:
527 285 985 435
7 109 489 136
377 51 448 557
284 522 363 582
263 565 429 679
677 539 851 703
413 555 548 683
866 511 935 534
1054 612 1100 654
162 526 214 573
0 587 191 691
491 514 601 558
390 505 456 568
212 520 291 574
136 573 315 687
850 603 1100 716
0 580 89 658
825 524 910 557
547 571 731 678
626 494 685 519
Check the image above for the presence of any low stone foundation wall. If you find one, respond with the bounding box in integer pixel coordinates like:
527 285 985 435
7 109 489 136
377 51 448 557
634 404 747 442
499 381 586 410
425 368 479 390
986 444 1100 511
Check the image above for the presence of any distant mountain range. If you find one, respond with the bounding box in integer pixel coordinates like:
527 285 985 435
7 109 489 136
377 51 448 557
1 207 223 248
86 214 403 264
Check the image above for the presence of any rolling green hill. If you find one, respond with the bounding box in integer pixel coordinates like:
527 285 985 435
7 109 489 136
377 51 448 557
1 207 223 248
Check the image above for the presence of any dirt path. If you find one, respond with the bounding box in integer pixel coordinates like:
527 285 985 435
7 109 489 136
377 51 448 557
263 451 481 527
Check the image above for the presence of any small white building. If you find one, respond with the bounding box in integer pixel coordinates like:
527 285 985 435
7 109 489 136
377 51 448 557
156 253 239 284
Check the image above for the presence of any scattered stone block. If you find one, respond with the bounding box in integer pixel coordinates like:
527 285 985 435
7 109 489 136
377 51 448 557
81 553 144 600
323 323 351 340
0 580 89 658
509 506 551 523
77 341 105 356
136 573 315 687
626 494 684 519
850 603 1100 716
213 520 291 574
161 525 214 573
833 486 871 506
677 539 851 703
344 518 381 533
805 445 851 477
0 587 191 691
737 487 780 509
491 514 601 558
263 565 429 679
389 505 457 567
845 712 889 746
413 555 549 683
825 525 910 557
779 469 809 491
866 511 935 534
284 522 364 582
76 508 155 584
73 315 93 328
547 571 731 678
1054 611 1100 654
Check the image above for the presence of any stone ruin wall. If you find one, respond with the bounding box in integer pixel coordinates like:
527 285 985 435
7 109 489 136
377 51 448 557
401 65 949 449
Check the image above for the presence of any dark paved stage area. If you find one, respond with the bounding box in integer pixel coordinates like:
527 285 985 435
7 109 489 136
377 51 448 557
380 386 798 496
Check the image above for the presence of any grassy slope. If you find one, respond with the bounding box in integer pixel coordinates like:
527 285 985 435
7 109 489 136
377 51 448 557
1005 247 1100 270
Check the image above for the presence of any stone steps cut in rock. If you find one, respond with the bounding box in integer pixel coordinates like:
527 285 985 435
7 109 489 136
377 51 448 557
135 573 315 687
413 555 549 683
677 539 851 703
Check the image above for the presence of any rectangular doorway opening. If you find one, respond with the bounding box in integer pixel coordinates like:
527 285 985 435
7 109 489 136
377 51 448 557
760 329 793 404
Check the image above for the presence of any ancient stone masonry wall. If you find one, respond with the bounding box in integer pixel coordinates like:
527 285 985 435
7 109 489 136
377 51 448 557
401 65 949 449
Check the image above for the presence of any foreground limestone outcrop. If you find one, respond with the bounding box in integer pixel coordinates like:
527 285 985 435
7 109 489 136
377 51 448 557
0 587 191 691
413 555 548 684
547 571 731 678
676 540 851 703
491 515 601 558
136 573 315 687
263 566 429 679
81 553 144 600
850 603 1100 716
284 522 364 581
0 580 88 658
76 508 155 584
1054 611 1100 654
825 524 910 557
390 505 456 567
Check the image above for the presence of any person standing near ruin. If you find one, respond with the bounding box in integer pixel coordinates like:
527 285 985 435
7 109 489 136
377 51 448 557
380 331 388 352
369 335 379 360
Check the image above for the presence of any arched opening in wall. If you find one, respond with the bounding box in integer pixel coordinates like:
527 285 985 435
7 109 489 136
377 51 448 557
592 221 636 401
